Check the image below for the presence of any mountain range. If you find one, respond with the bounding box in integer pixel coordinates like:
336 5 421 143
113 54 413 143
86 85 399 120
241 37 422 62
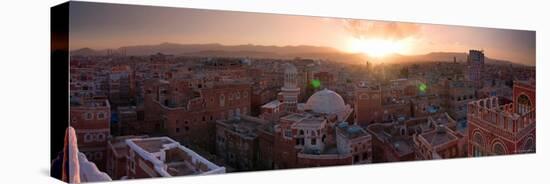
71 42 521 66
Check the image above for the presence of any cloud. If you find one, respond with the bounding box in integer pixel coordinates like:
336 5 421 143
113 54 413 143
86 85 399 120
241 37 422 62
344 19 422 40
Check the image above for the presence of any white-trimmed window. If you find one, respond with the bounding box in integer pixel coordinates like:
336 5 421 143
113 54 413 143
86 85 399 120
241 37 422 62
219 94 225 107
524 138 534 152
85 112 93 120
473 132 484 157
284 129 292 138
84 133 93 143
97 112 106 120
493 142 506 155
96 133 106 142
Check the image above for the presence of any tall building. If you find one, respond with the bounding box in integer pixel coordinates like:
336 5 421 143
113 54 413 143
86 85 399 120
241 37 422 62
142 78 251 151
354 81 382 126
278 63 300 113
109 65 135 106
216 115 268 170
438 77 475 122
467 80 535 157
466 50 485 88
69 99 111 171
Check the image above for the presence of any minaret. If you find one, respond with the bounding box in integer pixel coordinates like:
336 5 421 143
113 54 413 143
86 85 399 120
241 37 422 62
279 63 301 113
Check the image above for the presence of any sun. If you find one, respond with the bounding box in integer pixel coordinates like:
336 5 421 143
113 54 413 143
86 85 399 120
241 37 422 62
348 38 408 57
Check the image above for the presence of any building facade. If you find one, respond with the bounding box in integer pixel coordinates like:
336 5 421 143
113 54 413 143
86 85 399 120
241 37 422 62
70 99 111 171
467 80 536 157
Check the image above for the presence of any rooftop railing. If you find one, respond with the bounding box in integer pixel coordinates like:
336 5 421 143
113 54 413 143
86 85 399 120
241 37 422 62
467 97 535 140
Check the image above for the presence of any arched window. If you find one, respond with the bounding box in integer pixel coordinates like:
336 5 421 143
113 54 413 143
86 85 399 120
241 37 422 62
219 94 225 107
85 112 93 120
84 133 93 143
96 133 106 141
473 132 484 157
523 138 535 153
517 94 532 115
97 112 106 120
493 142 506 155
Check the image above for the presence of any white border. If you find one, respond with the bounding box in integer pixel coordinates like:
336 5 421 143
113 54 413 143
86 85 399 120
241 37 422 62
0 0 547 183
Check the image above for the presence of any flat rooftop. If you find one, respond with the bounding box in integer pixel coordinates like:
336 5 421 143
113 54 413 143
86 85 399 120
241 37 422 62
430 113 455 125
337 122 369 139
132 138 175 153
109 135 148 158
281 113 309 122
262 100 281 109
218 116 267 138
126 137 225 177
419 128 458 147
293 115 326 130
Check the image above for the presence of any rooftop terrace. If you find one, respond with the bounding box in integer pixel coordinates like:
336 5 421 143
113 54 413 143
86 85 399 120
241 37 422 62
418 125 458 147
126 137 225 177
217 115 268 139
336 122 370 139
468 97 535 138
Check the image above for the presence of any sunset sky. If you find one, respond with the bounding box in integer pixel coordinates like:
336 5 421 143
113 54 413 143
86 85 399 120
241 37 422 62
69 2 536 66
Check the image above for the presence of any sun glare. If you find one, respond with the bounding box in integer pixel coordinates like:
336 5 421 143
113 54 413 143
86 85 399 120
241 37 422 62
348 38 408 57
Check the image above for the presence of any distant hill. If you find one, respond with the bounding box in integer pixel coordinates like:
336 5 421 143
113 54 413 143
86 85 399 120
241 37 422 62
70 43 522 66
381 52 517 66
71 43 339 56
71 47 104 56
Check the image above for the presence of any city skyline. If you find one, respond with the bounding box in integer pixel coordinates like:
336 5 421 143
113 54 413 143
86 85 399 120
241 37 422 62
49 1 539 183
69 2 535 66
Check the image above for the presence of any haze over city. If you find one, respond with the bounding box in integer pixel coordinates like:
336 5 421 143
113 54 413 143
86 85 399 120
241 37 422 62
69 2 535 66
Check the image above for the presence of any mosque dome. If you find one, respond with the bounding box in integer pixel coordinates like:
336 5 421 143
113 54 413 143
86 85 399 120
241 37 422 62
304 89 347 115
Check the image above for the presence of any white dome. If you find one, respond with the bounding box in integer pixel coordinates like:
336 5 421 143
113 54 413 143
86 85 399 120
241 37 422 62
304 89 347 115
